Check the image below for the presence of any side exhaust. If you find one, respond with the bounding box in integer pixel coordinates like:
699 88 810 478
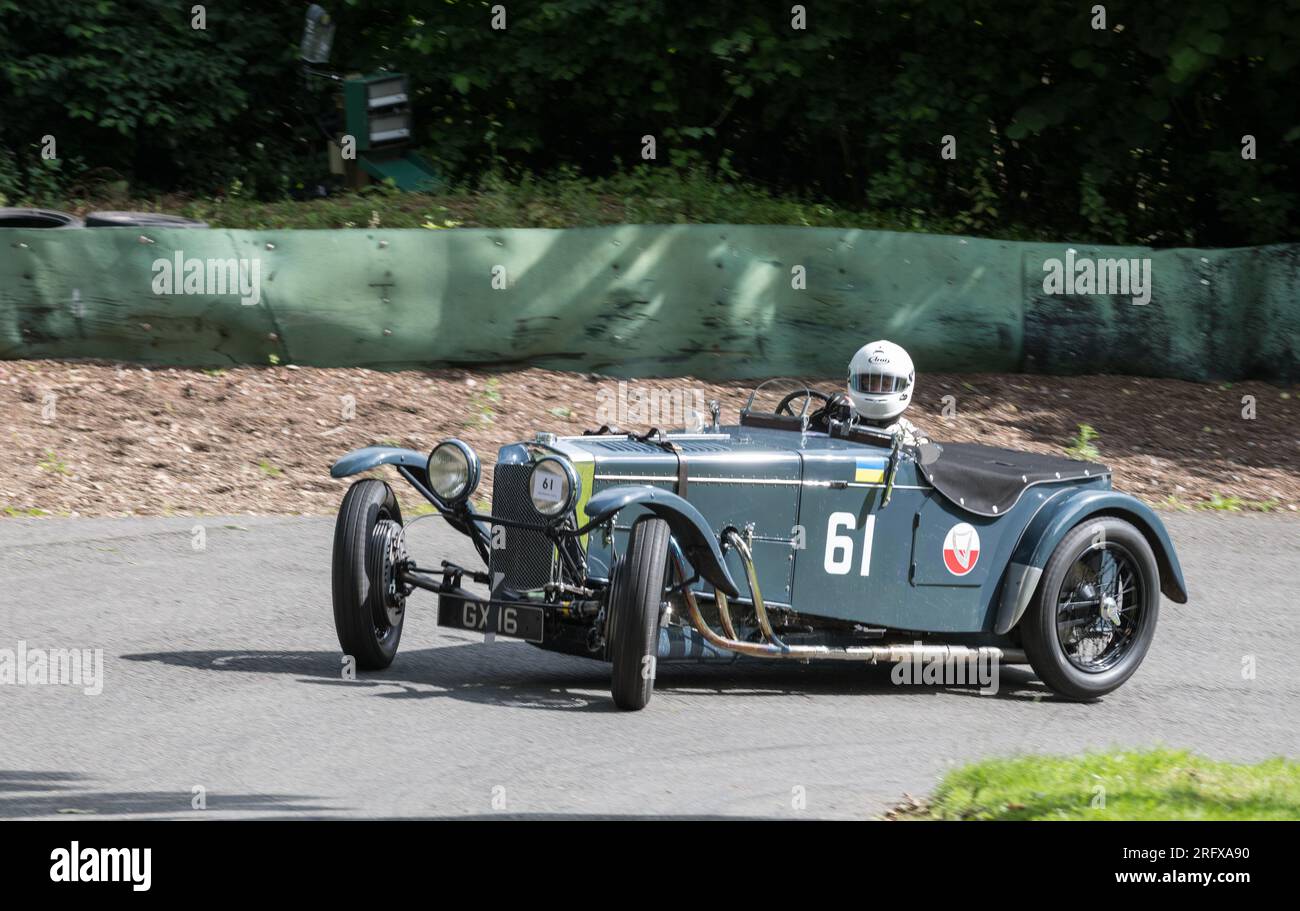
671 532 1026 665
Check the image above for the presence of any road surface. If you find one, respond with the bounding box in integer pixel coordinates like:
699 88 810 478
1 512 1296 818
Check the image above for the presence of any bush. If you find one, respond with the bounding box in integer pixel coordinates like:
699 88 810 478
0 0 313 200
2 0 1297 245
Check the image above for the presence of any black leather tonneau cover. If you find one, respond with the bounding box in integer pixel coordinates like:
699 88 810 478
915 442 1109 516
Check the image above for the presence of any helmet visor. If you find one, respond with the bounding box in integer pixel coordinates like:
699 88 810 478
850 370 909 395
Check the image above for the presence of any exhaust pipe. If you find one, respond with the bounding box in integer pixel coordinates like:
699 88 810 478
671 537 1026 665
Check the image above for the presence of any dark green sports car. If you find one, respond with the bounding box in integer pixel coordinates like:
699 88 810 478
329 383 1187 709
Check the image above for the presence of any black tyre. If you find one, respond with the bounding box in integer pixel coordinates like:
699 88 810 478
0 207 81 228
332 479 406 670
84 210 208 228
608 516 671 710
1021 516 1159 700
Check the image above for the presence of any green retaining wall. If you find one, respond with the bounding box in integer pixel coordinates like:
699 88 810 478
0 224 1295 382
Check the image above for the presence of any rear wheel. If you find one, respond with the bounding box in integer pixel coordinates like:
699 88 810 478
608 517 671 710
332 479 406 670
1021 517 1159 700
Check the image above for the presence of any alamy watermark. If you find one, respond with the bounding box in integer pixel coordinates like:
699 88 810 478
890 644 1000 695
0 640 103 695
595 381 708 429
1042 250 1151 306
151 250 262 306
50 842 150 891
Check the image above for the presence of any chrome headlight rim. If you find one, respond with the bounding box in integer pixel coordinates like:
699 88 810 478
426 439 480 505
529 455 580 518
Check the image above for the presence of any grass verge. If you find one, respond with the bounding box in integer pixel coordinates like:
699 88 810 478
894 749 1300 820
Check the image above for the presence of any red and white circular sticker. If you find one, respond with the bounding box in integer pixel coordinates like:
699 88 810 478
942 523 981 576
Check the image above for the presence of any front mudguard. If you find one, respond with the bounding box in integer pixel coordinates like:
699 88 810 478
331 446 492 563
331 446 429 479
585 486 741 598
994 488 1189 634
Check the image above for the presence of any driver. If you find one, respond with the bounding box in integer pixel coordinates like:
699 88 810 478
847 339 929 446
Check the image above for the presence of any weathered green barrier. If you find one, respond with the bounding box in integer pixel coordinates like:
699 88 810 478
1021 241 1299 382
0 225 1295 382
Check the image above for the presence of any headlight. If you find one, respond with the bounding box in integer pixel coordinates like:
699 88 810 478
530 455 579 517
427 440 479 504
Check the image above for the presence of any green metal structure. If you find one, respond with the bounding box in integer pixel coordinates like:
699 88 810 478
341 73 441 191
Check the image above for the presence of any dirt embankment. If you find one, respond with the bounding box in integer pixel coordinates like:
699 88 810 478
0 360 1295 518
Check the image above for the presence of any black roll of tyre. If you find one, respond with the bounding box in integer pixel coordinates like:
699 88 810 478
332 479 406 670
608 516 671 710
83 210 208 228
0 207 82 228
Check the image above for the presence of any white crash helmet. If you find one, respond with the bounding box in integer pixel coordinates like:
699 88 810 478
847 340 915 422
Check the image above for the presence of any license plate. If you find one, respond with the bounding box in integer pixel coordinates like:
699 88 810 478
437 598 544 643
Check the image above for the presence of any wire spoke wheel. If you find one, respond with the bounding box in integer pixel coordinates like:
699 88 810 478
1055 541 1145 673
1021 516 1161 700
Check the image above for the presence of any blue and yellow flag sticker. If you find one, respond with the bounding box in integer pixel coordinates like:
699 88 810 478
854 457 886 484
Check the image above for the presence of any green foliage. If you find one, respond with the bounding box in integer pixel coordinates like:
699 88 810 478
910 749 1300 821
465 376 502 429
359 0 1300 244
37 451 70 475
0 0 313 200
1065 423 1100 461
2 505 50 518
1198 493 1279 512
2 0 1298 244
96 166 1047 237
257 459 283 478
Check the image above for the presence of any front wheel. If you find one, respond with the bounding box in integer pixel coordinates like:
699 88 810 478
607 517 671 710
332 479 406 670
1021 516 1159 700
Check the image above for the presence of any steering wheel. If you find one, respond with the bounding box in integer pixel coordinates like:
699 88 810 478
775 389 832 417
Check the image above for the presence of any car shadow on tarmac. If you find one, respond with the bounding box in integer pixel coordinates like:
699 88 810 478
0 770 332 819
123 641 1061 712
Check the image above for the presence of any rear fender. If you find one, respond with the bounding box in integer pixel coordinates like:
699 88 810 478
585 486 740 598
995 489 1188 634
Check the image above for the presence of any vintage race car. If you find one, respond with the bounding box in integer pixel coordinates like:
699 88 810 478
328 383 1187 709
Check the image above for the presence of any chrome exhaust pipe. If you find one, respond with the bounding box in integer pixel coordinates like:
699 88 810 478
671 543 1026 664
716 529 784 647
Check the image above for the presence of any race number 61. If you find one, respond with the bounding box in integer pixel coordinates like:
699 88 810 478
823 512 876 576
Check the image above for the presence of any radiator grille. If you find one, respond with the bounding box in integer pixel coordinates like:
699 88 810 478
489 462 555 595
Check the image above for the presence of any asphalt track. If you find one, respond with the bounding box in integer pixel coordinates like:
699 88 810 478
1 513 1296 819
